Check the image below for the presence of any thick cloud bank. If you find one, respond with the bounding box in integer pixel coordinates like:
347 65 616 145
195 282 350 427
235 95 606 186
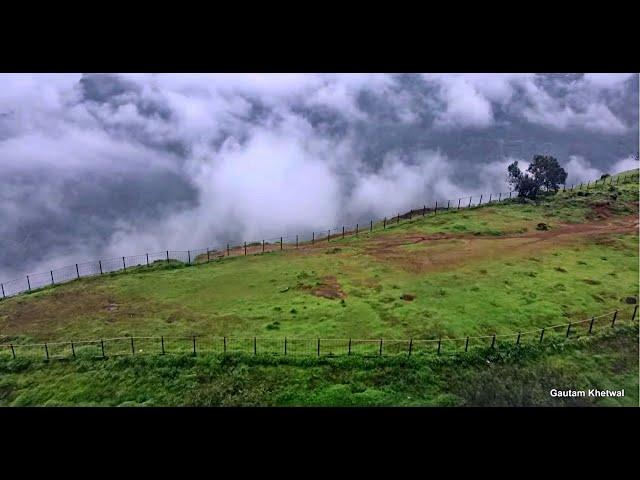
1 73 638 280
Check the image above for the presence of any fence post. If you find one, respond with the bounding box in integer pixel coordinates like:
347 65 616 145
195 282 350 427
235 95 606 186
437 338 441 355
101 339 105 358
356 224 358 236
348 338 351 355
227 244 230 256
193 336 196 356
498 193 501 202
423 205 426 216
284 337 287 355
539 328 545 343
379 339 383 356
611 310 618 327
122 257 126 271
479 195 483 206
223 336 226 355
207 249 210 262
447 200 450 210
131 337 135 355
409 210 412 220
1 283 4 299
509 191 512 199
10 344 15 359
296 235 299 249
44 343 49 360
342 226 345 239
465 337 469 352
254 337 257 355
408 338 413 357
491 334 496 348
166 251 169 264
71 341 75 358
146 253 149 266
161 336 165 355
566 323 572 337
99 260 103 274
457 198 461 210
469 197 472 207
434 201 437 214
317 338 320 357
588 317 595 334
280 237 283 250
50 270 54 286
516 332 521 345
632 305 638 322
397 213 399 224
187 251 191 264
26 275 31 292
489 194 492 203
383 218 386 229
370 220 373 232
327 230 330 242
263 240 265 252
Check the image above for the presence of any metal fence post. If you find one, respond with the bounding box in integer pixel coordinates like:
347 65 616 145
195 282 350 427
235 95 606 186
296 235 299 249
383 218 386 229
280 237 283 250
312 232 314 245
498 193 501 202
44 343 49 360
131 337 135 355
317 338 320 356
489 194 492 203
356 224 358 236
161 336 165 355
227 244 230 256
516 332 521 345
223 336 226 355
348 338 351 355
146 253 149 266
437 338 441 355
244 242 247 255
469 197 472 207
379 339 383 356
263 240 265 252
408 338 413 357
465 336 469 352
434 201 437 214
187 251 191 264
342 226 345 239
50 270 54 286
166 251 169 264
491 334 496 348
193 336 196 356
254 337 257 355
101 339 105 358
10 344 15 359
632 305 638 322
71 341 75 358
397 213 399 224
566 323 572 337
423 205 426 216
370 220 373 232
99 260 103 274
588 317 595 334
284 337 287 355
207 249 210 262
26 275 31 292
327 230 330 242
611 310 618 327
122 257 126 271
539 328 545 343
479 195 483 206
1 283 4 299
447 200 450 210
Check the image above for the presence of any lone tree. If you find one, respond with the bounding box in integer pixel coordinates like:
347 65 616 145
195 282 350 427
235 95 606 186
507 155 568 199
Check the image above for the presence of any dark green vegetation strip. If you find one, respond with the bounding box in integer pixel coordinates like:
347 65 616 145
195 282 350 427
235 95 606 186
0 325 636 406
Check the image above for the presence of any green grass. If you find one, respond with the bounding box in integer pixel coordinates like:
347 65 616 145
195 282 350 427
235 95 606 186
1 171 637 345
1 325 636 406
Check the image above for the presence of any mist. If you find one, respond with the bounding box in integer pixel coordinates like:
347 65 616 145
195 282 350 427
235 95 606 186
1 73 638 281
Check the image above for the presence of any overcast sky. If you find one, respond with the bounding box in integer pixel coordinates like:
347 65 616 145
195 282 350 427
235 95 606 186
1 73 638 280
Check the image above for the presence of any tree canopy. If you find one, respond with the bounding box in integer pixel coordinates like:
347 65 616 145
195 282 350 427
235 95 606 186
507 155 568 199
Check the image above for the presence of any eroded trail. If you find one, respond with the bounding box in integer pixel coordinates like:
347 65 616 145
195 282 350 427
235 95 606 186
363 214 639 273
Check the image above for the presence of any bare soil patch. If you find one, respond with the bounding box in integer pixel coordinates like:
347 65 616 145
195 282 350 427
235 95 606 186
310 276 346 299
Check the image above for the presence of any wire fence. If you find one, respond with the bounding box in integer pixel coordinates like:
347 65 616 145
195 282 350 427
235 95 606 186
1 306 637 361
1 171 638 300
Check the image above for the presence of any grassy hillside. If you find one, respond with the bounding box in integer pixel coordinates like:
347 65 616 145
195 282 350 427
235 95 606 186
1 325 637 406
1 170 637 344
0 170 637 406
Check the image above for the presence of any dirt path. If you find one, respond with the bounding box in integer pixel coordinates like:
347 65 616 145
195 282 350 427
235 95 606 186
363 214 639 273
